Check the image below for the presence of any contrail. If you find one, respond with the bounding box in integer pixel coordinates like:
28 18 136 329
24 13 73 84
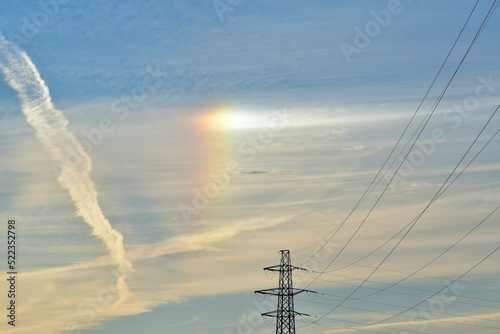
0 35 133 302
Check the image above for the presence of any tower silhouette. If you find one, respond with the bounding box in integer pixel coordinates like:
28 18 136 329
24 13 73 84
255 250 314 334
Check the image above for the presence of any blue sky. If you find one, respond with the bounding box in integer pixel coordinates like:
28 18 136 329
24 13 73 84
1 1 500 333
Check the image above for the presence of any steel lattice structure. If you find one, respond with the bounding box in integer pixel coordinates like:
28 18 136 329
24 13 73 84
255 250 314 334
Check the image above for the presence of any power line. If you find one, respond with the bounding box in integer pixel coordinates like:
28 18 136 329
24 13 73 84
292 251 500 291
298 273 500 311
293 120 499 278
301 8 500 316
305 309 434 334
298 107 500 305
311 312 500 333
308 294 500 324
296 250 500 330
301 106 500 304
346 200 500 301
364 243 500 328
295 0 481 258
302 98 500 326
297 295 500 330
303 0 499 293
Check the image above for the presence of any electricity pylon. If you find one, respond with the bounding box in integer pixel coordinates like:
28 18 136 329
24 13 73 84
255 250 314 334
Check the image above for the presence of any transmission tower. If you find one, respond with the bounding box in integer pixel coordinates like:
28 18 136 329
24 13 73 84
255 250 314 334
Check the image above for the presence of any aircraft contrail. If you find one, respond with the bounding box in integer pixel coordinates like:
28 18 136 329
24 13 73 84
0 35 133 302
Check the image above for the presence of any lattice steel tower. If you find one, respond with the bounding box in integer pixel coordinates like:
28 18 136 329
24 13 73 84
255 250 314 334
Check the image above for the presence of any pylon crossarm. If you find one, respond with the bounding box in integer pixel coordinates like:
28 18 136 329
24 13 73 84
263 264 306 272
255 288 280 296
255 288 315 296
261 311 278 318
261 310 310 318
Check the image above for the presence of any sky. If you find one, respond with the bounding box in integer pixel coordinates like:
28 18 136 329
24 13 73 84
0 0 500 333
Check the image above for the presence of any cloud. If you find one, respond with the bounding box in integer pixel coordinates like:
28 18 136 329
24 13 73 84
130 214 293 260
241 169 294 175
0 34 133 301
341 145 366 152
242 170 268 175
0 214 292 333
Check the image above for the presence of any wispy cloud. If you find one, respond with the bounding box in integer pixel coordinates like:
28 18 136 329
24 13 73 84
1 214 292 333
0 34 133 301
130 214 293 260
